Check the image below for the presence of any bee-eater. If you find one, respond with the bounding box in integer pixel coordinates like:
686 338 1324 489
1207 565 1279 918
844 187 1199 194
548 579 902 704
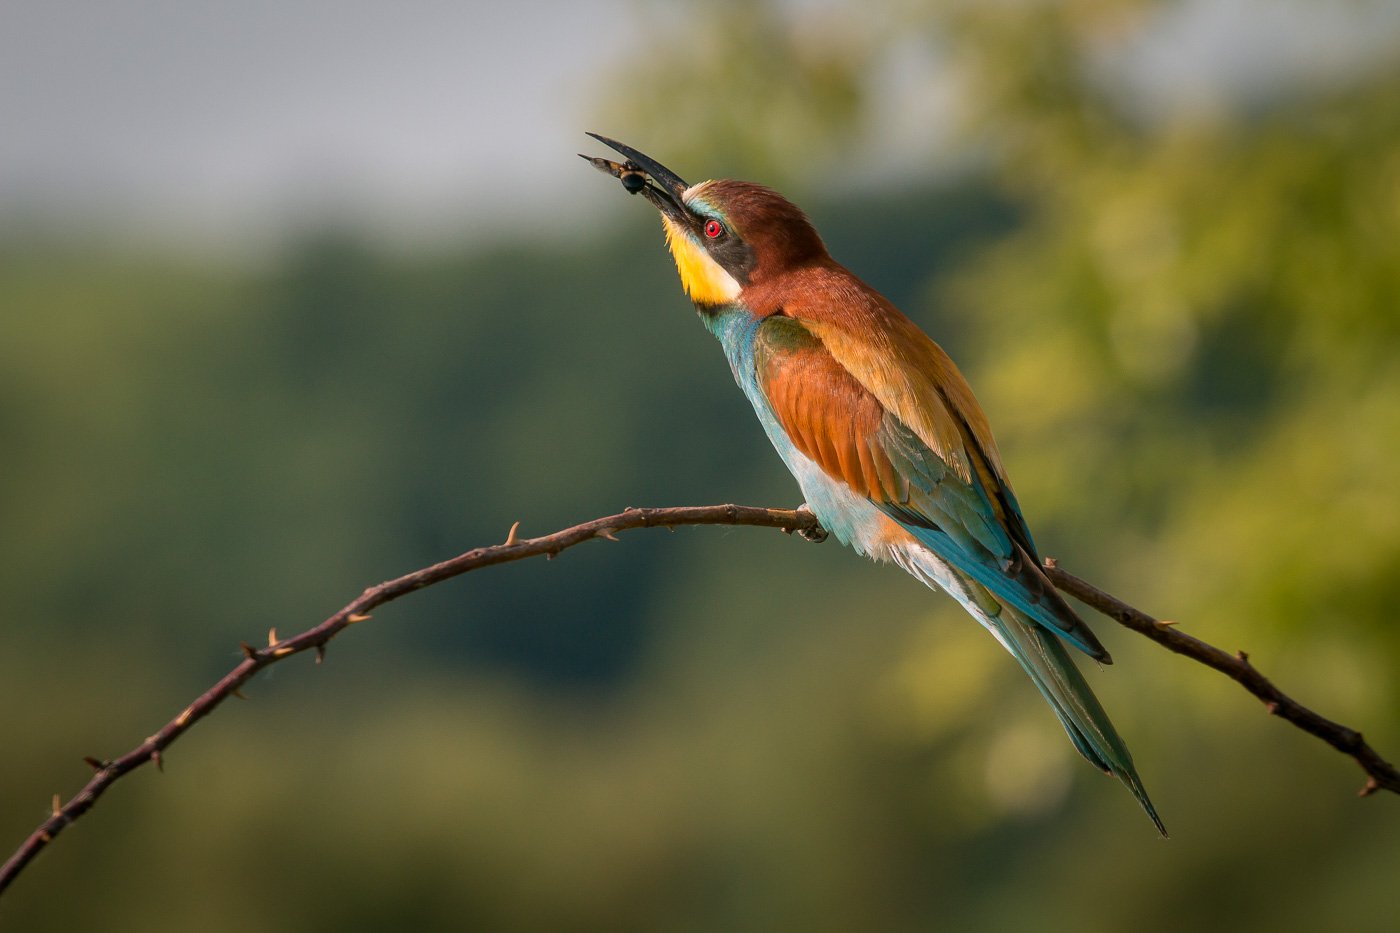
583 134 1164 835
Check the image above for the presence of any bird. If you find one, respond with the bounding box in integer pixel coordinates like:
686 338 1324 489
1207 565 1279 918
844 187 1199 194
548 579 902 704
581 133 1165 835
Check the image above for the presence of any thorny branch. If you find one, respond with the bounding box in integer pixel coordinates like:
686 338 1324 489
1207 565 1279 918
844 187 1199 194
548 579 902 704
1 504 1395 896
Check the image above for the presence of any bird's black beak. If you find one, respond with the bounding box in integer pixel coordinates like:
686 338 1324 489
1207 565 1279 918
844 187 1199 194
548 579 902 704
580 133 692 226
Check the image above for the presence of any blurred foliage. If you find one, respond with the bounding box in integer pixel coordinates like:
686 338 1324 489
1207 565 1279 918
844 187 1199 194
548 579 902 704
4 1 1400 930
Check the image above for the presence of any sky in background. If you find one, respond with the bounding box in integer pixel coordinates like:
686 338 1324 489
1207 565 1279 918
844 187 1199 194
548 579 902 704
3 0 639 251
4 0 1399 255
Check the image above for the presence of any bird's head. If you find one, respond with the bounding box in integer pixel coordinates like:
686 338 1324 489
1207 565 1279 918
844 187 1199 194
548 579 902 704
582 134 827 308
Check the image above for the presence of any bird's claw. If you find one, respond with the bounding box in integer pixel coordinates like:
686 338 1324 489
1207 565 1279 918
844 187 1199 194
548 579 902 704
793 503 829 543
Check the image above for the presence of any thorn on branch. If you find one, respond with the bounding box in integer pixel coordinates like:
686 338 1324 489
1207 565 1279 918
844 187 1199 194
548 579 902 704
267 627 278 647
315 644 326 665
232 688 248 700
596 527 620 542
239 642 259 660
346 613 372 625
82 757 106 772
51 795 61 819
505 521 521 546
1362 777 1381 797
150 749 163 773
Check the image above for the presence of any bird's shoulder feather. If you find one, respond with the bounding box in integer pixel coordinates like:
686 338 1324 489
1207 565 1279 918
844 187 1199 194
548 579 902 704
747 272 1109 660
747 262 1034 555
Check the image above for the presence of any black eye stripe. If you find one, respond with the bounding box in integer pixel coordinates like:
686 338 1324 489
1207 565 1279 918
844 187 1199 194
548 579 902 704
709 239 756 284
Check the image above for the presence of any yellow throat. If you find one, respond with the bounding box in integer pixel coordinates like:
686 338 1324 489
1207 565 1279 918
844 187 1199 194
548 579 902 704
662 214 741 307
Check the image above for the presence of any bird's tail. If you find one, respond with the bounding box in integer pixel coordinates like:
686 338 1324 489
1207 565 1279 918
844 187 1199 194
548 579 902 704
987 602 1166 836
894 547 1165 835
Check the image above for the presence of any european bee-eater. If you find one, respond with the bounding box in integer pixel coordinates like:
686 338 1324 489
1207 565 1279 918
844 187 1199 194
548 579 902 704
583 134 1164 835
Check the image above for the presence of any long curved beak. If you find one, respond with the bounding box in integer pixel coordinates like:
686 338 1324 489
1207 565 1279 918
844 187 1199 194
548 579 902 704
580 133 693 226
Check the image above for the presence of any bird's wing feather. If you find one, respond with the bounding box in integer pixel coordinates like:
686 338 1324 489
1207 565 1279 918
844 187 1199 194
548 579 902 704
752 312 1109 661
797 308 1041 559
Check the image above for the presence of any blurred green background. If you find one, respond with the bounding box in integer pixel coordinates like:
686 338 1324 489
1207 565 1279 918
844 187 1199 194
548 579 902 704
4 0 1400 929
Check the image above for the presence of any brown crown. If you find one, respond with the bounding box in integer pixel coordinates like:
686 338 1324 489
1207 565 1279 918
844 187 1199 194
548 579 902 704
701 180 829 281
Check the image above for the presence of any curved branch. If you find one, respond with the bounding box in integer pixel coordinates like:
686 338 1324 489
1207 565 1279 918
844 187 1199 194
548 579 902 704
1 504 1394 897
0 505 817 896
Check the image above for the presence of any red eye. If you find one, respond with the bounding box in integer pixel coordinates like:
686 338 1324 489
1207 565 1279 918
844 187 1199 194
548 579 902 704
704 219 723 239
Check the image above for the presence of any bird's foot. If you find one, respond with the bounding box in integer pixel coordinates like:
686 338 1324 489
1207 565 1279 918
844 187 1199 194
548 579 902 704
793 503 829 543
